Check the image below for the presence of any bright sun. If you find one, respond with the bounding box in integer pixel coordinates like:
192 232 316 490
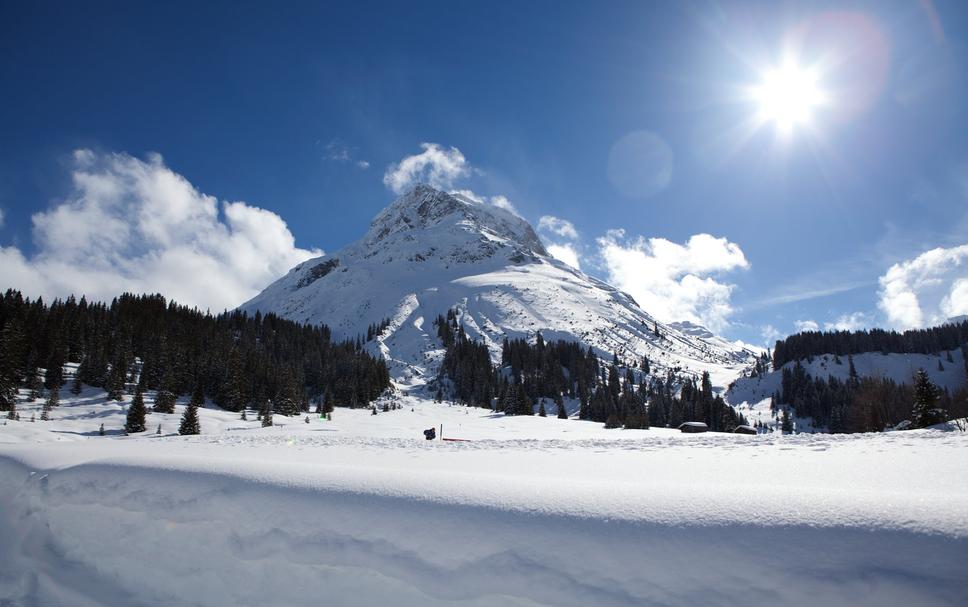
752 61 827 134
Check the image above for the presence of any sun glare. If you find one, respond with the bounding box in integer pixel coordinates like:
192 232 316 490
752 61 827 134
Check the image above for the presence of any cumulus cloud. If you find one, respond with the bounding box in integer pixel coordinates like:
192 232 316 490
546 243 581 270
536 215 581 269
597 230 748 332
383 143 469 194
877 244 968 328
538 216 579 240
0 150 320 311
760 325 783 347
824 312 872 332
794 319 820 332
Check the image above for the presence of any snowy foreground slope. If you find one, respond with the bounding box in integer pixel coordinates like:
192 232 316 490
241 185 756 391
2 389 967 606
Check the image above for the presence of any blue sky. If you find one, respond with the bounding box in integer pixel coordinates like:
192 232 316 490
1 0 967 346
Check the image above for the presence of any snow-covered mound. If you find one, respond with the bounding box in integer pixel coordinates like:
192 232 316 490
241 185 756 390
1 386 967 606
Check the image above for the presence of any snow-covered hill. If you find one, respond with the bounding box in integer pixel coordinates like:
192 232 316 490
241 185 756 391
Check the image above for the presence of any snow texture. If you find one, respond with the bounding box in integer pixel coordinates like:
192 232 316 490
1 384 967 606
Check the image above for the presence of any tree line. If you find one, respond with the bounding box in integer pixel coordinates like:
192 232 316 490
772 319 968 369
435 311 748 431
0 290 390 419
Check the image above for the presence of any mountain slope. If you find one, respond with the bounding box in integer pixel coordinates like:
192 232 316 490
241 185 756 390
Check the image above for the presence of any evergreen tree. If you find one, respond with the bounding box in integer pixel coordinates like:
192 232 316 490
780 408 793 434
125 388 148 433
261 401 274 427
179 384 202 435
0 318 26 411
44 348 66 393
106 354 128 401
911 368 942 428
555 393 567 419
538 400 547 417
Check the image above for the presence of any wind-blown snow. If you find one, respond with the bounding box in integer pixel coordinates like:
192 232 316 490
1 385 966 606
240 185 757 391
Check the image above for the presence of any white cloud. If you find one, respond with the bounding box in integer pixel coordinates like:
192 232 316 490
488 195 517 215
538 215 579 240
877 244 968 328
597 230 749 332
824 312 871 332
323 139 369 169
761 324 782 346
383 143 469 194
0 150 320 311
794 319 820 332
546 243 581 270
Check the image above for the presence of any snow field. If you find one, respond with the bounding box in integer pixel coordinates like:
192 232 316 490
1 388 966 606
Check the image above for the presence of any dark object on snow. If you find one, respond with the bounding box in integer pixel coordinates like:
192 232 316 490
678 422 708 433
893 420 912 431
733 424 757 435
423 427 436 440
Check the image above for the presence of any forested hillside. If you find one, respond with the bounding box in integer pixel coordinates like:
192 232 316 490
435 310 747 431
0 290 390 416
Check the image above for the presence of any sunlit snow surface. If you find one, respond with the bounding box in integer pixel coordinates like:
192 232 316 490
1 385 966 606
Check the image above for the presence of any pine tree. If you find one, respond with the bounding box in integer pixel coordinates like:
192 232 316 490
44 348 66 393
538 400 547 417
780 408 793 434
323 390 334 415
555 393 567 419
70 375 82 395
178 384 202 435
0 318 26 411
911 368 942 428
99 422 105 436
261 401 274 427
42 389 59 420
106 355 127 401
125 388 148 433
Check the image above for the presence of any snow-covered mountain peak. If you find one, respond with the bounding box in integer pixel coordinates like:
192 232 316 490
363 184 547 258
241 185 756 391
